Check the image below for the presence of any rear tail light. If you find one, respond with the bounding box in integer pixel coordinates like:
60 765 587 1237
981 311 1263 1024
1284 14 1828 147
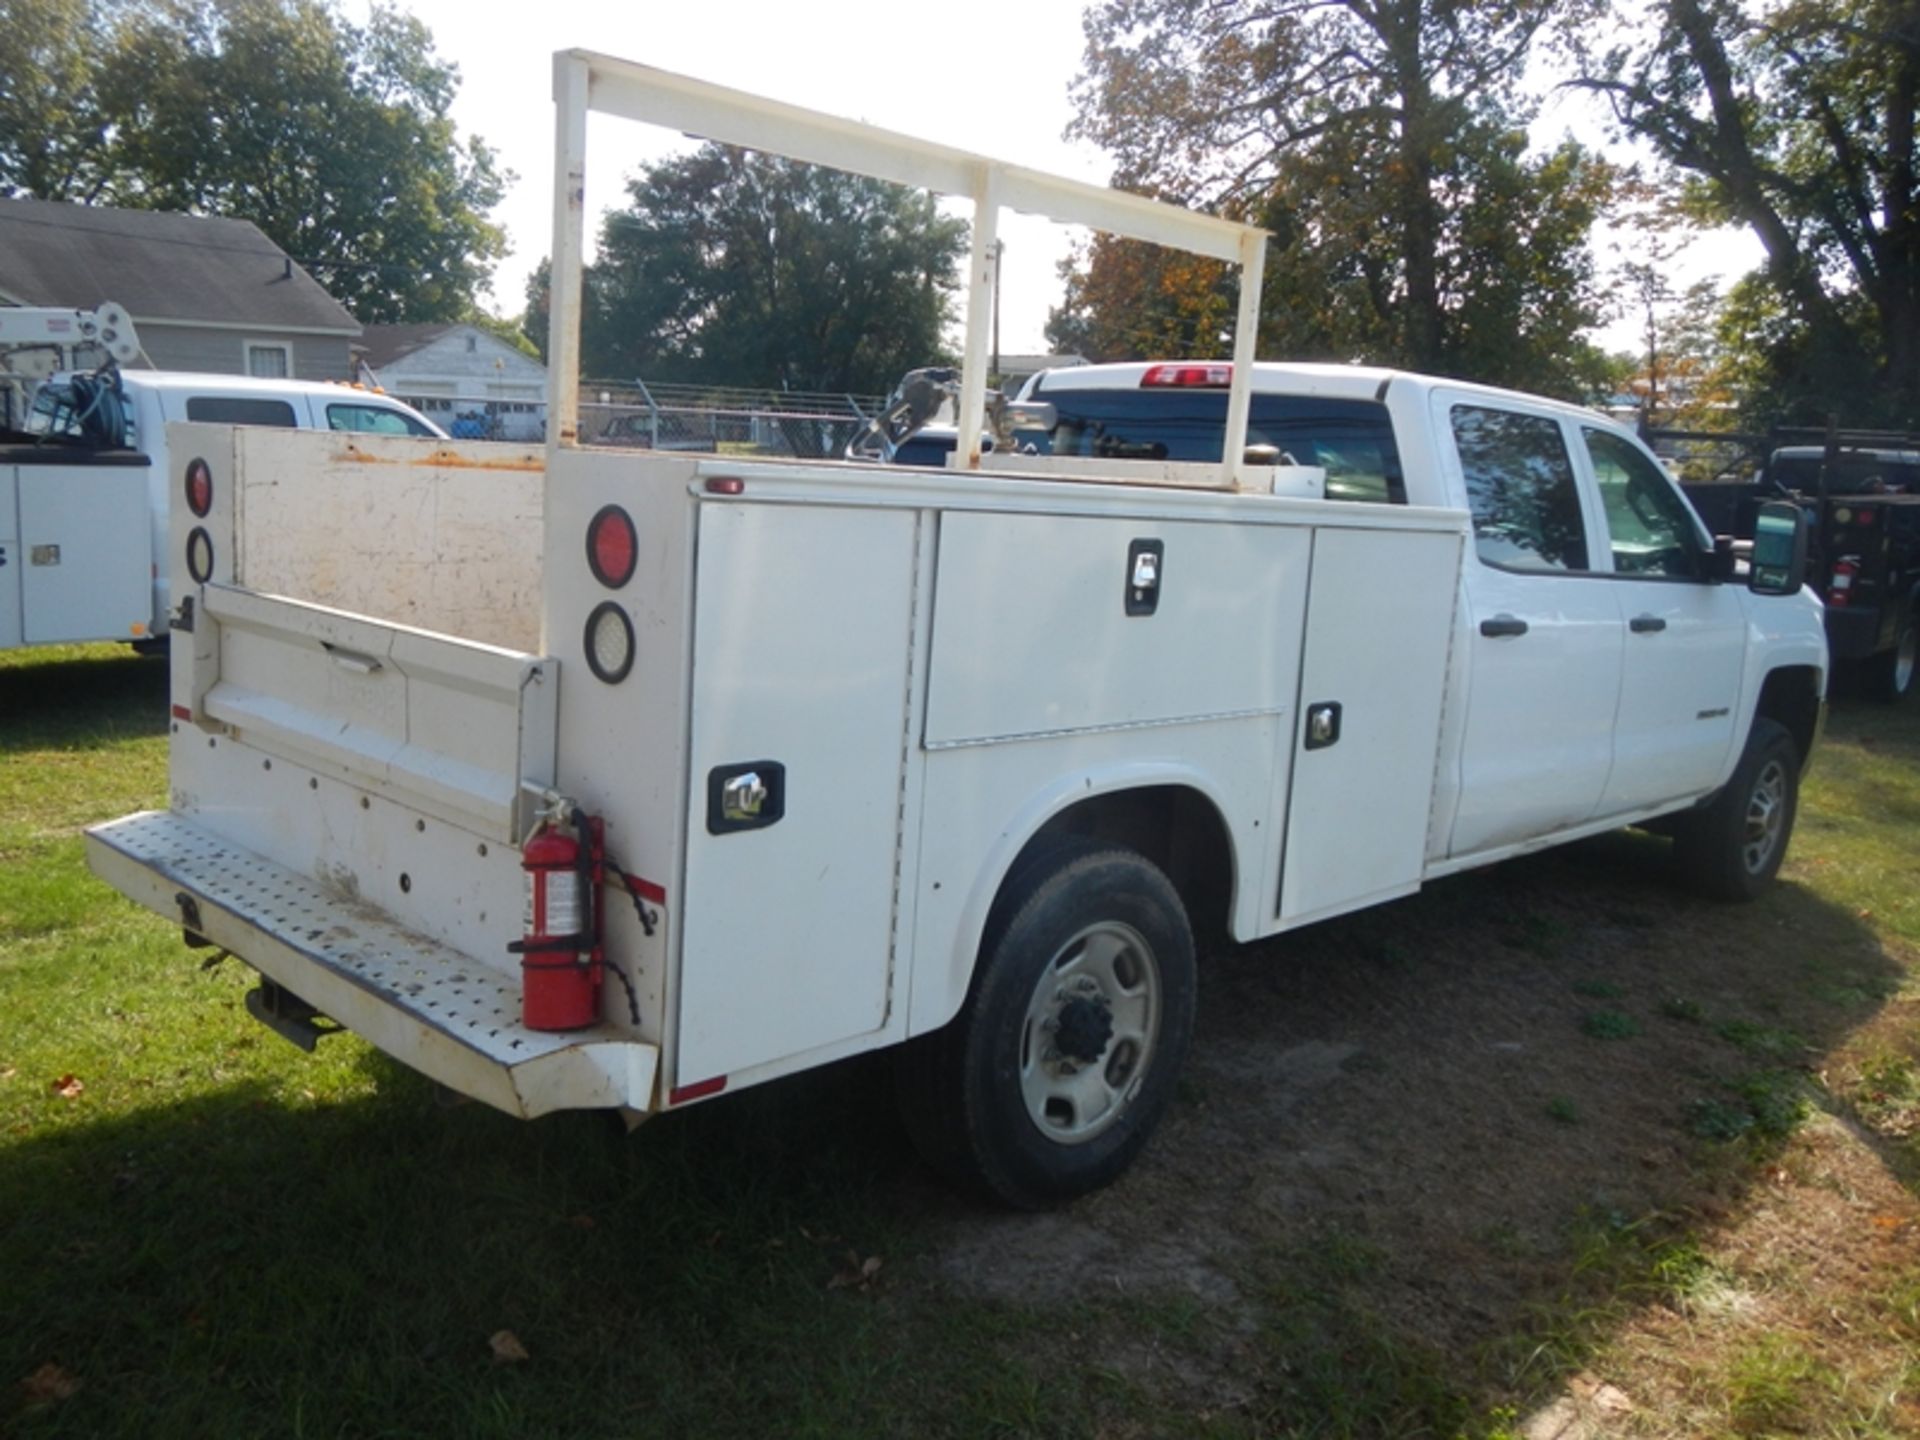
184 458 213 517
1140 363 1232 388
586 505 637 589
584 601 635 684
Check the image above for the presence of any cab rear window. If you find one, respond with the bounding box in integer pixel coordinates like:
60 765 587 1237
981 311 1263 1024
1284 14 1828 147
185 397 298 427
1028 388 1405 503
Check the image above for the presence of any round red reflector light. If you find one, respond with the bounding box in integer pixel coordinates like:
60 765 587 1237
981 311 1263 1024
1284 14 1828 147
185 458 213 517
586 505 637 589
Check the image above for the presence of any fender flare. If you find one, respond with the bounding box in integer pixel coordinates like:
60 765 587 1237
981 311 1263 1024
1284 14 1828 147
908 760 1243 1037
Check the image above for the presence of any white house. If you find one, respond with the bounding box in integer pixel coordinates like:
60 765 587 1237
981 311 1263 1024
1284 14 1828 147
358 323 547 441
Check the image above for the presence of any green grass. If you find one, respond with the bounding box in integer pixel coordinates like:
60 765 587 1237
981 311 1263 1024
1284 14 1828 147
5 645 1920 1438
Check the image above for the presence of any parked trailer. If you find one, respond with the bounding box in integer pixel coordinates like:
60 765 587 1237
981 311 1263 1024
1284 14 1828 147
84 51 1828 1207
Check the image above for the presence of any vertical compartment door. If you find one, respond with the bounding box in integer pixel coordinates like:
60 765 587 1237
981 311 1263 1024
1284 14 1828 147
18 461 152 643
1278 526 1462 927
676 502 919 1084
0 466 21 649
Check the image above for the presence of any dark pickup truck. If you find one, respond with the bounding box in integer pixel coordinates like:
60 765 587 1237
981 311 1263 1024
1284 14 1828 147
1671 431 1919 701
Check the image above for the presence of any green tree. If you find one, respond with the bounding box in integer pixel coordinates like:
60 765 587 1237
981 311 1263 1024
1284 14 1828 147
0 0 505 324
0 0 114 201
583 145 967 393
1067 0 1614 394
1574 0 1920 424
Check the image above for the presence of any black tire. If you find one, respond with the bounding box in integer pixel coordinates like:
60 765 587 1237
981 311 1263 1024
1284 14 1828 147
895 840 1197 1209
1672 718 1800 902
1867 609 1916 702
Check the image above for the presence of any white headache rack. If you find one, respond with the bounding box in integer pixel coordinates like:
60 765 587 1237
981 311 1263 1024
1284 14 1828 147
546 49 1269 486
87 811 658 1118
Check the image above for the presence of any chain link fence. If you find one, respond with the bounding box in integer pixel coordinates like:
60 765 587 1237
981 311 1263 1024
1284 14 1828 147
577 379 888 460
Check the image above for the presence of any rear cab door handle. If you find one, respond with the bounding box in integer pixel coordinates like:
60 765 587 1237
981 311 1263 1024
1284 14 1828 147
1479 614 1528 638
1628 615 1667 634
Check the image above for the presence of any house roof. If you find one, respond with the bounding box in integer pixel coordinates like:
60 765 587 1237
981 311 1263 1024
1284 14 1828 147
0 198 359 335
357 323 460 370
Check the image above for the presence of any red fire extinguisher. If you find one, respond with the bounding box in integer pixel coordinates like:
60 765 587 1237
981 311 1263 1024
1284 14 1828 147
510 805 604 1031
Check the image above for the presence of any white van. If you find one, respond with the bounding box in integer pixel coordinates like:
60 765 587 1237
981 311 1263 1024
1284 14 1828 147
3 372 446 652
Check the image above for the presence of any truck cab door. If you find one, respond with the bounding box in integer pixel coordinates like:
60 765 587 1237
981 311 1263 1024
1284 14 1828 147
1438 397 1624 858
1577 427 1745 812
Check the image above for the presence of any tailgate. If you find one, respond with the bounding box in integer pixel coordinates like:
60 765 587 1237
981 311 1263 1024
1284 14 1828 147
85 810 657 1118
175 582 556 843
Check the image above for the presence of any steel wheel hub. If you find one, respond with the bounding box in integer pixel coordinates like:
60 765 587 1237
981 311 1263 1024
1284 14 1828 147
1020 921 1161 1146
1742 758 1788 874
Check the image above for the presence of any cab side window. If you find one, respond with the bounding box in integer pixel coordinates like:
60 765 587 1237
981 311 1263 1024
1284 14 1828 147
327 403 435 437
1450 405 1589 572
1581 428 1704 580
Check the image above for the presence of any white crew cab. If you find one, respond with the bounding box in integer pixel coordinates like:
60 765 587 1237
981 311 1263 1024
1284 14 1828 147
81 52 1827 1208
2 371 442 652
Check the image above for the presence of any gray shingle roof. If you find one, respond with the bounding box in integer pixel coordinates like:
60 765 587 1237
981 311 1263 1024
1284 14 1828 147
357 322 459 369
0 198 359 334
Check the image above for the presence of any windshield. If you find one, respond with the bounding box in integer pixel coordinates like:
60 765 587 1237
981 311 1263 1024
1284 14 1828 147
1029 386 1406 503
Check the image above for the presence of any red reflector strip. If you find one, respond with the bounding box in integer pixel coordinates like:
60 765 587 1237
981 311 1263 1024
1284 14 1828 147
705 476 745 495
669 1075 728 1106
170 704 192 721
1141 363 1232 388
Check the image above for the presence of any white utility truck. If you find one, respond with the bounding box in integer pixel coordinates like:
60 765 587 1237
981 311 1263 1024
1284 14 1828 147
84 51 1828 1208
2 322 443 653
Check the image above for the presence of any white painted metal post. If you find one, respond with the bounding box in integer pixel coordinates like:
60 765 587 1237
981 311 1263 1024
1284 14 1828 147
548 54 589 451
957 165 1002 471
1222 228 1267 491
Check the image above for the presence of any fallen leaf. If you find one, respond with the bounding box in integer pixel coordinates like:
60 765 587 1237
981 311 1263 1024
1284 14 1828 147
0 1066 17 1081
1871 1214 1910 1231
488 1330 529 1365
828 1252 884 1290
50 1075 83 1100
19 1363 81 1405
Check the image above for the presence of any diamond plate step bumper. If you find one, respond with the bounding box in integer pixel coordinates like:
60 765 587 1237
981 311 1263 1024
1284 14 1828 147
84 811 657 1119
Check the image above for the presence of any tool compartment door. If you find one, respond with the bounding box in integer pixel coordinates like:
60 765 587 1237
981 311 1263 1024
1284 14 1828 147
1278 525 1462 926
676 502 918 1083
0 466 19 649
17 459 151 643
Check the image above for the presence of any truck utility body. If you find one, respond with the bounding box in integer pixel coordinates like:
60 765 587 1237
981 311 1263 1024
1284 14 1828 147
85 51 1827 1207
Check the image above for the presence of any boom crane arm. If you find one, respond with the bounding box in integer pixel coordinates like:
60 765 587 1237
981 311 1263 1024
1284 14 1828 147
0 302 141 378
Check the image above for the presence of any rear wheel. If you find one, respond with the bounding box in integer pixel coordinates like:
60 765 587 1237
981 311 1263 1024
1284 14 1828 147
896 841 1196 1209
1673 718 1800 901
1867 611 1916 702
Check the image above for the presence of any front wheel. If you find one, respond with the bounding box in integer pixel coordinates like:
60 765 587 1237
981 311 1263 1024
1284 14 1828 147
1672 718 1800 902
896 841 1197 1209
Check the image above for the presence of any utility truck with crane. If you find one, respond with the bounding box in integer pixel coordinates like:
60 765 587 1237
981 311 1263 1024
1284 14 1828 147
1 306 443 653
82 51 1827 1208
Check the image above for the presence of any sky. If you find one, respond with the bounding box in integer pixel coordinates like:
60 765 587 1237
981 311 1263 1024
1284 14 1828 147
366 0 1761 361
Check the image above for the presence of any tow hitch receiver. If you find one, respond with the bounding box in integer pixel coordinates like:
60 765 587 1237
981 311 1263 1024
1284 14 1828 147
244 979 342 1053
